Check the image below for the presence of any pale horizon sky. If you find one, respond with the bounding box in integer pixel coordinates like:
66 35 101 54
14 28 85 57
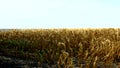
0 0 120 28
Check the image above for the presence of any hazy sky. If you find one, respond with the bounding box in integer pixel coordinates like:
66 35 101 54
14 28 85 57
0 0 120 28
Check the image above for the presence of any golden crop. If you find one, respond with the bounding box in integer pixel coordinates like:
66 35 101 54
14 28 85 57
0 28 120 68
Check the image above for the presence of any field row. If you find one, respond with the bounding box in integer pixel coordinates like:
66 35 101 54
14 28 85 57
0 28 120 68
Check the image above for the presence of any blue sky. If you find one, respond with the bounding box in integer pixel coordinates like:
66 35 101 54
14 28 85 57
0 0 120 28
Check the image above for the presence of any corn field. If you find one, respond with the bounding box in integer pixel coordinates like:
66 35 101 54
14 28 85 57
0 28 120 68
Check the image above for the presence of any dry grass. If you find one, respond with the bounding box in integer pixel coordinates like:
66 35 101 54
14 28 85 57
0 28 120 68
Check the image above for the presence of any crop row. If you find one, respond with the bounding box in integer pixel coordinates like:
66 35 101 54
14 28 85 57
0 28 120 68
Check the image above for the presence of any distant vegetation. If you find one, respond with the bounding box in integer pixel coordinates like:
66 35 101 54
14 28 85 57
0 28 120 68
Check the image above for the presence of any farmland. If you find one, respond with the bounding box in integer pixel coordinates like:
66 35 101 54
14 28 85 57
0 28 120 68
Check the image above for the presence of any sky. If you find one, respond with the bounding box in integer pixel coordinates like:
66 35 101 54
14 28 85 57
0 0 120 28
